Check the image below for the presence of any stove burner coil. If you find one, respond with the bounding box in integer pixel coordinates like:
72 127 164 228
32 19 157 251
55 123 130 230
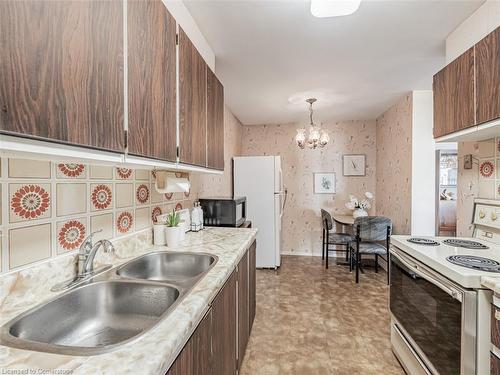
446 255 500 272
407 238 440 246
442 239 489 250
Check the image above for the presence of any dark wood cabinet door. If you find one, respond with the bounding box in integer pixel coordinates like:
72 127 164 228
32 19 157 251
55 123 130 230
237 251 249 368
179 28 207 167
248 241 257 331
212 271 237 375
128 0 176 161
492 352 500 375
433 47 475 138
166 309 212 375
0 0 124 151
476 26 500 125
207 68 224 170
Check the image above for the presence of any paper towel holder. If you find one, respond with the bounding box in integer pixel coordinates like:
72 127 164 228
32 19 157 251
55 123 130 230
153 170 191 193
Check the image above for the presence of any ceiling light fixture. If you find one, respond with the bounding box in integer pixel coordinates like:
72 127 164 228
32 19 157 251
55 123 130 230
295 98 329 149
310 0 362 18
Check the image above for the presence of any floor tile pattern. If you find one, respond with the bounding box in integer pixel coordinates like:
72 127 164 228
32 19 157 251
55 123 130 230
240 256 405 375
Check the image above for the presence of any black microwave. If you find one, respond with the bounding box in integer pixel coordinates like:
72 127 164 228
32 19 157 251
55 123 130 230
199 197 246 227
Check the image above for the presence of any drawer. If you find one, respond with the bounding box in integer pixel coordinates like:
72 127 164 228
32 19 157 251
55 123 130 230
492 352 500 375
492 305 500 349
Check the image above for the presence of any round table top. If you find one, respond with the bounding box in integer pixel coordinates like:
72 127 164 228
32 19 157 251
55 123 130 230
332 214 355 226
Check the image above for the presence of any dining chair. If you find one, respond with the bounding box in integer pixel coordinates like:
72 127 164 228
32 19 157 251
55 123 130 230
350 216 392 284
321 209 355 269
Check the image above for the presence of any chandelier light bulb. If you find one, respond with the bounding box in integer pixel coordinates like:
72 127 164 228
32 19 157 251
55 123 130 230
295 98 329 150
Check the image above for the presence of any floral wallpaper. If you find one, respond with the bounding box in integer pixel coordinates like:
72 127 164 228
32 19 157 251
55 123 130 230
241 120 377 256
375 93 413 235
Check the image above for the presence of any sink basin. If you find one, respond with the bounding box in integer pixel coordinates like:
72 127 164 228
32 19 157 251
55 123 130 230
116 252 217 282
0 281 179 355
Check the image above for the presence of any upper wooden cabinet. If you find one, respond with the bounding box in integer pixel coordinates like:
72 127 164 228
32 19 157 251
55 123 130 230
476 27 500 125
127 0 177 161
433 47 475 138
0 0 124 152
179 28 207 167
207 68 225 170
434 26 500 139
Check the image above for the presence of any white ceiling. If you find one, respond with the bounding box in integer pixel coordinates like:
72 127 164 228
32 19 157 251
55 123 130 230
184 0 483 125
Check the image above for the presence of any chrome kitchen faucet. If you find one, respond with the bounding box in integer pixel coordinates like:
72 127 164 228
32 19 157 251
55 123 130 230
51 230 114 292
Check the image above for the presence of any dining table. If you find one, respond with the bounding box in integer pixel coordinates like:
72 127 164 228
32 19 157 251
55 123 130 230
332 214 355 226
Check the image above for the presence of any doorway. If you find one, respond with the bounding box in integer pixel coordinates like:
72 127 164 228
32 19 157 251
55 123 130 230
436 151 458 237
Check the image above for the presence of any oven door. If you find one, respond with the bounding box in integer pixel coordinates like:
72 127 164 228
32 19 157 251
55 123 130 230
390 247 477 375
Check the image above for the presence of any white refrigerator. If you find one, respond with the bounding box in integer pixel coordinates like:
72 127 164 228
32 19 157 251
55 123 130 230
233 156 286 268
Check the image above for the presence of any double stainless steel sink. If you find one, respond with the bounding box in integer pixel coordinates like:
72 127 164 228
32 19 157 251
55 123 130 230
0 252 217 355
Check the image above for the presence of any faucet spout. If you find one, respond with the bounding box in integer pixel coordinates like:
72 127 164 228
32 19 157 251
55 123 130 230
78 240 115 277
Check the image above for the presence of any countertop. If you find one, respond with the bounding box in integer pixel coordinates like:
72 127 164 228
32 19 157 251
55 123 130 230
0 227 257 375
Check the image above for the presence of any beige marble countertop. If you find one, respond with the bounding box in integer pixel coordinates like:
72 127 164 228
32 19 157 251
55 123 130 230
0 227 257 375
481 276 500 295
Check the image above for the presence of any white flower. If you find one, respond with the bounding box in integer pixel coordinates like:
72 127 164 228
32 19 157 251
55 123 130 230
365 192 374 200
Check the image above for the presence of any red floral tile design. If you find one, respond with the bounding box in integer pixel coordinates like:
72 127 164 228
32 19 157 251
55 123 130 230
165 192 173 200
184 190 190 198
136 184 150 204
11 185 50 219
480 160 494 178
58 220 86 251
116 168 133 179
151 206 162 223
117 211 133 233
175 203 182 211
58 163 85 178
91 184 112 210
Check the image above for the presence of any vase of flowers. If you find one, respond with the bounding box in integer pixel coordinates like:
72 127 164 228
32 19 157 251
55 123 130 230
345 192 374 219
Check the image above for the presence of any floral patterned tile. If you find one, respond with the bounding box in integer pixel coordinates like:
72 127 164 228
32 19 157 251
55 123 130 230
115 167 133 180
135 183 150 206
151 206 162 223
90 183 113 212
56 217 87 254
116 210 134 235
479 159 495 179
56 163 86 179
9 183 51 223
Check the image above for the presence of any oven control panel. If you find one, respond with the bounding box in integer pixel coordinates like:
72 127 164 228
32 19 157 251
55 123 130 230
474 204 500 230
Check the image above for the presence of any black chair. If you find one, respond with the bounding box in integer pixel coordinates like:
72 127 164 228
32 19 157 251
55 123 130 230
321 209 355 269
350 216 392 284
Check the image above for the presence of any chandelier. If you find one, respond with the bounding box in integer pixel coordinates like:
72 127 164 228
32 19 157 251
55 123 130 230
295 98 329 149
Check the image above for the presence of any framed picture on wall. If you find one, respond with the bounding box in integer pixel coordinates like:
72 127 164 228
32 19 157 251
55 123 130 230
343 154 366 176
314 173 336 194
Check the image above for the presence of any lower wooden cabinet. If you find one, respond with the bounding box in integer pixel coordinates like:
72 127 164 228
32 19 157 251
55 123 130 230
249 241 256 331
165 241 256 375
237 251 249 369
492 352 500 375
166 309 212 375
212 270 237 375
